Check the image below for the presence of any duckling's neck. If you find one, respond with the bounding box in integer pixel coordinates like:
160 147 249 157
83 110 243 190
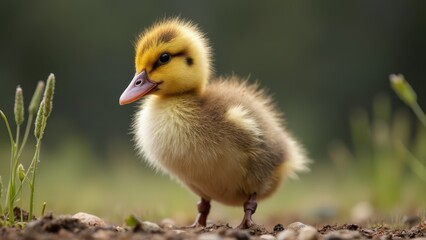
148 90 201 112
157 88 201 100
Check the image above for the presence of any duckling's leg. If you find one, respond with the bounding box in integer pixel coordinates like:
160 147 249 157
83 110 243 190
236 193 257 229
189 198 210 227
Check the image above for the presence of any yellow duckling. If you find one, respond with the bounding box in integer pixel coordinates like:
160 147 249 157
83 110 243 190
119 18 309 228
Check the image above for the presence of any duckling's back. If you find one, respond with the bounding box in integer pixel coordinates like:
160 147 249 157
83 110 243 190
134 76 308 206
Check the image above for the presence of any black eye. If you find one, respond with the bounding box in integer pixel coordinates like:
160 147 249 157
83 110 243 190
158 53 171 64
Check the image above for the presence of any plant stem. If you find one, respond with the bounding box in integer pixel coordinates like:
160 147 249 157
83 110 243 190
15 126 20 156
29 140 42 220
0 111 15 148
20 190 23 222
398 141 426 182
411 102 426 128
7 145 16 225
1 111 17 225
41 202 46 216
0 176 3 216
14 179 24 222
28 111 48 221
17 114 34 158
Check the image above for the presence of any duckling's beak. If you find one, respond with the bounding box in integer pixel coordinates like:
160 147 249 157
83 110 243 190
119 70 158 105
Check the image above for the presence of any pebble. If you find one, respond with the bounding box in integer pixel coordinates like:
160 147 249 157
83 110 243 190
114 226 126 232
72 212 107 227
198 233 222 240
276 230 297 240
141 221 161 233
160 218 177 229
286 222 308 234
260 234 276 240
323 230 362 240
273 224 285 232
298 226 319 240
276 222 319 240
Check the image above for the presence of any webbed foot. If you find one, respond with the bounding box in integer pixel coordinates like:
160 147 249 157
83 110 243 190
236 193 257 229
186 198 210 228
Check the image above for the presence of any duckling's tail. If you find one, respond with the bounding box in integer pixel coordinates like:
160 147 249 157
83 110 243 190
283 135 311 179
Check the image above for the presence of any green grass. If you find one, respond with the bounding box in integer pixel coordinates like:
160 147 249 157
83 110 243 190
327 74 426 215
0 74 54 226
329 96 426 210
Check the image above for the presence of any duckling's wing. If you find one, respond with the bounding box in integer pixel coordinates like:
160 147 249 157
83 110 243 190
202 77 310 179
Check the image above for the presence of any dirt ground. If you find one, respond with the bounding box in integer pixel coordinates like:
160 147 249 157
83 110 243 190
1 213 425 240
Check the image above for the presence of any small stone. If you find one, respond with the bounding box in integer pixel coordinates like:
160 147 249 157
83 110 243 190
198 233 222 240
285 222 317 238
273 224 285 232
324 230 362 240
298 226 319 240
286 222 307 233
72 212 107 227
346 224 359 231
141 221 161 233
114 226 125 232
161 218 177 229
276 230 297 240
260 234 276 240
360 229 374 237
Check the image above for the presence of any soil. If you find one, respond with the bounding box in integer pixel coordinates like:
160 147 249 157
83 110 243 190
0 214 425 240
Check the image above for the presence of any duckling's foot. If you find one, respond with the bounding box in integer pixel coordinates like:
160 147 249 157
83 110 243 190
188 198 210 228
236 193 258 229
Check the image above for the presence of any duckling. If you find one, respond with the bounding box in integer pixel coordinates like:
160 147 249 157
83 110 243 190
119 18 309 229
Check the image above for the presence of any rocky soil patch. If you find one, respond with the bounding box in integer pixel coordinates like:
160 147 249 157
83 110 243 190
0 213 425 240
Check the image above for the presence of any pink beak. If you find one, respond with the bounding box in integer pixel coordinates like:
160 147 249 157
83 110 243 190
119 70 158 105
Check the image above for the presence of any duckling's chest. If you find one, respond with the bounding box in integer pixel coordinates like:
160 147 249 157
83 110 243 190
134 97 218 167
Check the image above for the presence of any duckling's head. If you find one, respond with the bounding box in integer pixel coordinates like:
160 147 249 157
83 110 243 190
120 18 211 105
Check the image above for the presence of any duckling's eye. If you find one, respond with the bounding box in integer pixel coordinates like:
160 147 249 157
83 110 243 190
158 53 171 64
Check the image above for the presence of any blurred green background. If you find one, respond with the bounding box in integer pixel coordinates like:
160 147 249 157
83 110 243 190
1 1 425 226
